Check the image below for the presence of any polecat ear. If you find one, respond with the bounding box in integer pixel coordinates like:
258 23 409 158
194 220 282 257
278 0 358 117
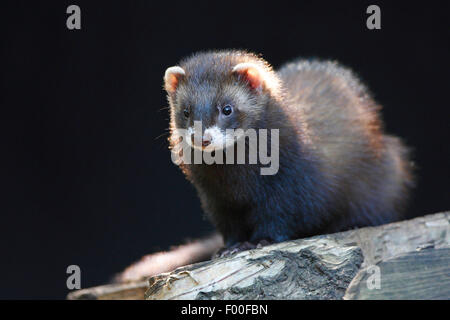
232 63 264 91
164 66 185 93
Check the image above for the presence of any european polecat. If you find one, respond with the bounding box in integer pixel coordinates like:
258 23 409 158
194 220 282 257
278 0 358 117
116 50 414 281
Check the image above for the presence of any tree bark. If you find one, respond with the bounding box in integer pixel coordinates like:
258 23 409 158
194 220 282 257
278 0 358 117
67 211 450 300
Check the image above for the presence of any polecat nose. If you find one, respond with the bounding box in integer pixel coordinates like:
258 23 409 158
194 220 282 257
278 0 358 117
190 133 211 147
202 132 212 147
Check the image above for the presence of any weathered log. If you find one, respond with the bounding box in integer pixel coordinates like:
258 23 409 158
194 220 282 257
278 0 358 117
68 211 450 300
67 280 148 300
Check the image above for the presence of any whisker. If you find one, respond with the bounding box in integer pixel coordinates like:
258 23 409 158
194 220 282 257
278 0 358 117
154 132 170 140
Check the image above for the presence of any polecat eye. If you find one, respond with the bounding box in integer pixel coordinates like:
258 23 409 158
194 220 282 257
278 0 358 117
184 108 190 118
221 105 233 116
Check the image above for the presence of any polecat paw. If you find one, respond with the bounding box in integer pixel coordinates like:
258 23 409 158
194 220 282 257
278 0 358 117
214 239 273 258
214 241 257 258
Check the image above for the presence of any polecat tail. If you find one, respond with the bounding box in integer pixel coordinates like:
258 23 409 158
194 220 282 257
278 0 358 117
113 233 223 283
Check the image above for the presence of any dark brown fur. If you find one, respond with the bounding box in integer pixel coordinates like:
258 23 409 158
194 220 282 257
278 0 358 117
116 50 414 281
168 51 414 246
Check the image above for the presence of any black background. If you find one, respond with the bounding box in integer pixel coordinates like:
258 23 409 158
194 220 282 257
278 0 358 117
1 1 449 299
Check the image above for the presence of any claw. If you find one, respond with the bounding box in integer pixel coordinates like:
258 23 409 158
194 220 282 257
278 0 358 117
214 241 260 258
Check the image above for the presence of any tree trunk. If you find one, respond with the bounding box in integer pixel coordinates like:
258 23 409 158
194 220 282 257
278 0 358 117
67 211 450 300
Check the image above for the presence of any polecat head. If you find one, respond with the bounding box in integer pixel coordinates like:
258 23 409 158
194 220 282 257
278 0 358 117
164 50 281 151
